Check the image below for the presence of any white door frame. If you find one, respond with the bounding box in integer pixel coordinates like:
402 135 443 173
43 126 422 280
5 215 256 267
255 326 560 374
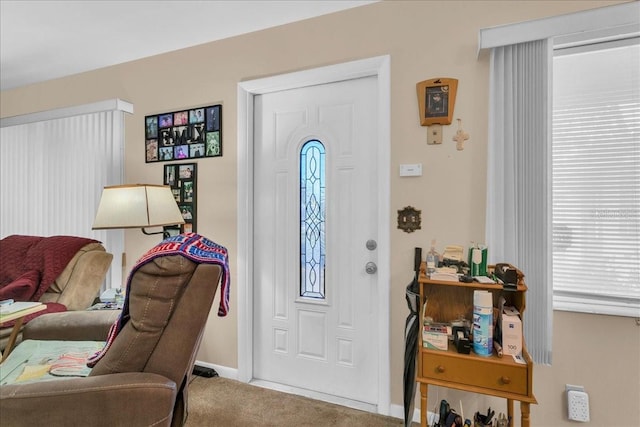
237 55 391 414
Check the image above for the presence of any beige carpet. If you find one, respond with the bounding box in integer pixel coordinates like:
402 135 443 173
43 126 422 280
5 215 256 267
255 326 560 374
185 376 414 427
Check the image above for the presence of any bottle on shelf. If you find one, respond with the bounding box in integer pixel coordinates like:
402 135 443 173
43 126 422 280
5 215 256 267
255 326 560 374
426 240 439 276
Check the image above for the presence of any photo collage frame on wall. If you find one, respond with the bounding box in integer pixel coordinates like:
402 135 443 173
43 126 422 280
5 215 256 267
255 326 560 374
163 163 197 236
145 104 222 163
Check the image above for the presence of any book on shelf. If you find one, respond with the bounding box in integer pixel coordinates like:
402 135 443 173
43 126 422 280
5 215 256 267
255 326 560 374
0 301 44 319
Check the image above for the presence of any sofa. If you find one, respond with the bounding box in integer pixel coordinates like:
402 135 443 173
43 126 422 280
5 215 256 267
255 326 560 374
0 235 113 349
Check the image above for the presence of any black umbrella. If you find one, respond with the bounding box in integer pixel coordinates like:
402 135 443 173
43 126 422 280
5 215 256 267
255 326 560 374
404 247 422 427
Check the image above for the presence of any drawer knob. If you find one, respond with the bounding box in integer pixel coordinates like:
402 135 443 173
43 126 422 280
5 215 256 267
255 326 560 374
500 376 511 385
436 365 446 373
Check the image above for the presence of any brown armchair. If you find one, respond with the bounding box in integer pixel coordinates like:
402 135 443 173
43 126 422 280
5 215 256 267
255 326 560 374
0 254 223 427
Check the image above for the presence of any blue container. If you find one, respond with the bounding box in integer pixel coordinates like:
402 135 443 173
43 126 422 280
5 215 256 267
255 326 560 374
473 290 493 357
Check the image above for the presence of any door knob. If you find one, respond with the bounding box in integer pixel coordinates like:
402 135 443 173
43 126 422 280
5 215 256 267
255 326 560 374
366 239 377 250
365 262 377 274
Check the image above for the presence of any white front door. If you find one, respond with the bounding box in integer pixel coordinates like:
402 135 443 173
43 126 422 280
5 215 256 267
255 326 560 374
253 75 379 404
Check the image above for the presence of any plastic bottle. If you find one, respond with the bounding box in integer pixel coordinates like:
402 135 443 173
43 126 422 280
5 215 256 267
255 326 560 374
426 240 438 275
473 290 493 356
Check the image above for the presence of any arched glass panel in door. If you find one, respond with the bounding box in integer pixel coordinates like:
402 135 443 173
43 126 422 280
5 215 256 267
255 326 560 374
300 140 326 299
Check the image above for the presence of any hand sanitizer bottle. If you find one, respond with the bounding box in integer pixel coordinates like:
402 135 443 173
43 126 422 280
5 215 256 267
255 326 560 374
426 240 438 276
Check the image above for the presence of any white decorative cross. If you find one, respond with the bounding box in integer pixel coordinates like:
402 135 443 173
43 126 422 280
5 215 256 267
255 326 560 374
452 118 469 151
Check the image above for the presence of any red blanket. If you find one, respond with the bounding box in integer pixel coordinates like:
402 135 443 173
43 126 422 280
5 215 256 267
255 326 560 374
0 235 100 302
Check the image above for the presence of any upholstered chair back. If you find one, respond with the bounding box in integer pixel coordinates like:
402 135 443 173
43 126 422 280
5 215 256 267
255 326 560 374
89 255 221 426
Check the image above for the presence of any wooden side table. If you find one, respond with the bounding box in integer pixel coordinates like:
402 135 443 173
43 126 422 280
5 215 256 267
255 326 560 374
417 267 537 427
0 304 46 363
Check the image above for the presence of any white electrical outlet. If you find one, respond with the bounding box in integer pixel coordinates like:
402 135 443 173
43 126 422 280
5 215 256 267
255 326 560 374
566 385 590 422
427 124 443 145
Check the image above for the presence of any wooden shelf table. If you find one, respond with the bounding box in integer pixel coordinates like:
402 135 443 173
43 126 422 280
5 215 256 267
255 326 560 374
416 266 537 427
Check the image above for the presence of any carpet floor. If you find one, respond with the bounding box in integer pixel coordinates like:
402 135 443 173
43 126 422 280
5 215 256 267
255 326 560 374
185 376 413 427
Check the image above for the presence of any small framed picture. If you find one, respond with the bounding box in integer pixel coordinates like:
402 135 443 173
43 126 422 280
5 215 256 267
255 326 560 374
190 108 204 123
145 117 158 139
174 145 189 159
179 165 193 179
205 131 221 156
159 146 173 161
206 105 220 131
164 165 176 186
173 111 188 126
189 143 204 158
182 181 194 202
145 139 158 162
416 78 458 126
159 113 173 128
179 204 193 221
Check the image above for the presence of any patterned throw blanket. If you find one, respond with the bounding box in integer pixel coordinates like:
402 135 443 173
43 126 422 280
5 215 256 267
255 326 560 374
87 233 229 367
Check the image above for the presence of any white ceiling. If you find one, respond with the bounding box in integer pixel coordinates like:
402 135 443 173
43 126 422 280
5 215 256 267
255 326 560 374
0 0 377 91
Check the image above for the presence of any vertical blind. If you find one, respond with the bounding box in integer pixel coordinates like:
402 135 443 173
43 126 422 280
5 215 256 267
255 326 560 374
0 101 130 289
487 39 553 365
552 39 640 316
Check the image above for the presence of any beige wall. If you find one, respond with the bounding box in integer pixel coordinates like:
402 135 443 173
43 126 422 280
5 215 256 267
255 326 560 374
2 1 638 425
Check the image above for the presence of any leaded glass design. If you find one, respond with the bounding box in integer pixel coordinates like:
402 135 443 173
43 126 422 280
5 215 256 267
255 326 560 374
300 140 326 299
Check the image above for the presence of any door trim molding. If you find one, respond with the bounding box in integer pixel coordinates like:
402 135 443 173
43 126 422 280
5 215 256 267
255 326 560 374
237 55 391 414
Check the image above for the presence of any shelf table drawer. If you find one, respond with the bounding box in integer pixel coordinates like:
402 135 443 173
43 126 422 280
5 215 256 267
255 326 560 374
421 352 528 395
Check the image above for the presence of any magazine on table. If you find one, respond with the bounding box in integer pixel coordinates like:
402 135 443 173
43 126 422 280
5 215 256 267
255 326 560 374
0 301 43 319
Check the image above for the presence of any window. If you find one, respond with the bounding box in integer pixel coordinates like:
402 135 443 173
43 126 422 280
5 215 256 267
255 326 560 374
299 140 326 299
552 38 640 316
0 99 131 290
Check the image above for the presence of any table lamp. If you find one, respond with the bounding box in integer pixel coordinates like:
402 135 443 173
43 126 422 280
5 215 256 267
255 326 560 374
92 184 185 237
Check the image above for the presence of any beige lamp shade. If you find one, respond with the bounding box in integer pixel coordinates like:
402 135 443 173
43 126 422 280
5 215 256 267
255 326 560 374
92 184 185 230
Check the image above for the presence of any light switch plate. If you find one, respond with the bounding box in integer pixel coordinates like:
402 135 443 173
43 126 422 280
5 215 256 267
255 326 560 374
399 163 422 177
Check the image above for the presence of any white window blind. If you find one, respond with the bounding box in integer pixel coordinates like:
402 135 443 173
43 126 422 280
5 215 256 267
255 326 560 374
552 39 640 317
487 39 553 365
0 99 132 290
